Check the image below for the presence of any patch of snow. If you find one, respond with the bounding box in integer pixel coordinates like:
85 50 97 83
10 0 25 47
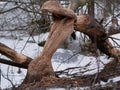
109 34 120 49
0 33 120 89
0 2 6 4
108 76 120 83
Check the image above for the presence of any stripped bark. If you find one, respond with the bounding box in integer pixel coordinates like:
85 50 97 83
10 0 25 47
74 14 120 58
74 14 120 82
23 0 76 83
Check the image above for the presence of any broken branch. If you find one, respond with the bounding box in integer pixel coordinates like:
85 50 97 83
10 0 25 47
0 42 32 68
0 58 27 69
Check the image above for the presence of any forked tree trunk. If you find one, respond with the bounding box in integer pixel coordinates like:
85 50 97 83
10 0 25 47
23 0 76 83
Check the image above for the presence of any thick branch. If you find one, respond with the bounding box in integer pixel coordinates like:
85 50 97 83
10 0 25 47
0 58 27 69
74 14 120 58
0 42 32 68
74 14 120 82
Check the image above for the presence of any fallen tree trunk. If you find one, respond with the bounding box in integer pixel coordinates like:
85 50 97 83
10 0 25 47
74 14 120 82
74 14 120 58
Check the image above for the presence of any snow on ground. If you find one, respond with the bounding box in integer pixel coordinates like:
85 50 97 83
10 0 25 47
47 87 89 90
0 33 120 89
109 34 120 50
0 2 6 4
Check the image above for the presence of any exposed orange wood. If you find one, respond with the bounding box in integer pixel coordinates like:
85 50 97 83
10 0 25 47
24 0 76 83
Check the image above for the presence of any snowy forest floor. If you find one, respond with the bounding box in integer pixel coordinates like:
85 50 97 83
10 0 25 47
0 32 120 90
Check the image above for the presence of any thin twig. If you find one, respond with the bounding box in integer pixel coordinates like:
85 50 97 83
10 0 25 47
109 37 120 48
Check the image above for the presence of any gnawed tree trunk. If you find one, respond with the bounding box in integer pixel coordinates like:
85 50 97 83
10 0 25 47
23 0 76 84
22 0 120 85
74 14 120 58
74 14 120 82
